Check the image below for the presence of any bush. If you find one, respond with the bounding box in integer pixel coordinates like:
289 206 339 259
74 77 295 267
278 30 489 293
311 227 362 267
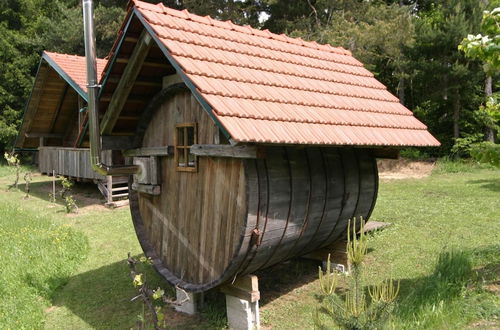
399 148 430 160
469 142 500 167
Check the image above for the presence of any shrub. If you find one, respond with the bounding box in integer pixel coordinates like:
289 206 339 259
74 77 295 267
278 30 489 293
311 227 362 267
469 142 500 167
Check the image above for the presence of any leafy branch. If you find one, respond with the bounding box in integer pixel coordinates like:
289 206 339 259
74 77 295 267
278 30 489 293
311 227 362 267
127 253 189 330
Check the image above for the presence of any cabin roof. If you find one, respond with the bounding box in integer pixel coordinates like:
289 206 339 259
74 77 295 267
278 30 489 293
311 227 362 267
124 0 439 147
15 52 107 149
43 51 107 98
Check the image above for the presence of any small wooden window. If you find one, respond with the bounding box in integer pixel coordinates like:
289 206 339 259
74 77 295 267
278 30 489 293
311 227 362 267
175 123 197 172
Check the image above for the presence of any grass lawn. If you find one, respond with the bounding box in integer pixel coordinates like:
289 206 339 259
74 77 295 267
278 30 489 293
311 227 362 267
0 162 498 329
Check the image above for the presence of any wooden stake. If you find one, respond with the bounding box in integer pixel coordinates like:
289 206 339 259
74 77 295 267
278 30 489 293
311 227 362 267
52 170 56 203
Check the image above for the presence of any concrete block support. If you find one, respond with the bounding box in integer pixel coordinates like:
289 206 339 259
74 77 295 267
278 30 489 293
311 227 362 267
174 289 202 315
221 275 260 330
225 295 260 330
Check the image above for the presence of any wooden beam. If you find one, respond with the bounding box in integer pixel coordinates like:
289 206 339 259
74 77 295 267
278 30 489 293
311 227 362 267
220 275 260 303
47 83 69 133
124 36 139 43
190 144 264 159
100 30 154 135
101 135 134 150
131 183 161 195
100 95 148 103
162 74 183 87
118 115 140 121
25 132 63 138
115 57 169 68
123 146 173 157
107 76 162 87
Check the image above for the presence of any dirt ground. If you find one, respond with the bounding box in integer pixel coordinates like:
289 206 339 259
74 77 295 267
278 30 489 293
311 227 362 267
377 159 435 179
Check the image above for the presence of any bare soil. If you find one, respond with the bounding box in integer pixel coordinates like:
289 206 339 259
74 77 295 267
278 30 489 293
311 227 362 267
377 159 435 180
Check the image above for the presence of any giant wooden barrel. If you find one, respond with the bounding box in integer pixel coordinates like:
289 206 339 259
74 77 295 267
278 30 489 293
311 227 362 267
128 90 378 292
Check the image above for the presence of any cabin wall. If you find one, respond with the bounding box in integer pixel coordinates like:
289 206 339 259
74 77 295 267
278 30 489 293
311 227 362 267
135 90 247 286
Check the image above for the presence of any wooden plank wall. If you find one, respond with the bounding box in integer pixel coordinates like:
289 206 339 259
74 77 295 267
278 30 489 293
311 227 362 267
38 146 110 180
136 90 247 286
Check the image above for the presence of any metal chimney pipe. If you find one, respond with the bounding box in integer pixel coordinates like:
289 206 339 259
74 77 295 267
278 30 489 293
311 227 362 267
82 0 139 176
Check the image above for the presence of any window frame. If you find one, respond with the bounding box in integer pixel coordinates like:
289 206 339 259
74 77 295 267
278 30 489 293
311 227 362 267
174 122 198 172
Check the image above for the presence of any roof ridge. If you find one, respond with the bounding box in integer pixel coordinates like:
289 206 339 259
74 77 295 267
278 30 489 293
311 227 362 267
132 0 352 57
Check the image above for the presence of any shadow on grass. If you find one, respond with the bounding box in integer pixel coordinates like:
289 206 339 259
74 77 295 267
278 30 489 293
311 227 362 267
314 246 499 328
393 246 499 322
48 255 321 329
48 255 160 329
48 254 227 329
256 258 320 305
467 178 500 192
17 179 104 208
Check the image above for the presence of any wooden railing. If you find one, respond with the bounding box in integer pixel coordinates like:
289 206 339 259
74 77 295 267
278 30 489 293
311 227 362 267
38 147 112 180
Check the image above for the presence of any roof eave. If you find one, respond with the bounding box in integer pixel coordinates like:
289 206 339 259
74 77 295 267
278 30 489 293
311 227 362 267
42 52 88 101
133 8 233 141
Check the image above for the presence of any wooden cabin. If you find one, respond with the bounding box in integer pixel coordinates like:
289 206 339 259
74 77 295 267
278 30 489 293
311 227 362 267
88 0 440 293
14 51 128 205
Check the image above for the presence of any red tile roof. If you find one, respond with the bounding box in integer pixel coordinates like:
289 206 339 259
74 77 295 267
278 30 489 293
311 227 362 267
44 51 107 94
130 0 439 147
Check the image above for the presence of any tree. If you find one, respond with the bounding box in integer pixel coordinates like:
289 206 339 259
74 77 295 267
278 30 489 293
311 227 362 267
407 0 484 152
459 6 500 141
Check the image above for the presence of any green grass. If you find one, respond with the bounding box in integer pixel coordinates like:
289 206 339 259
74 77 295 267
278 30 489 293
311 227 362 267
0 163 498 329
432 157 497 174
0 167 87 329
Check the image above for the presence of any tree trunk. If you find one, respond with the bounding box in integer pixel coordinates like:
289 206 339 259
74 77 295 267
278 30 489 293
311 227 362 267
484 75 495 142
398 75 405 104
453 90 460 139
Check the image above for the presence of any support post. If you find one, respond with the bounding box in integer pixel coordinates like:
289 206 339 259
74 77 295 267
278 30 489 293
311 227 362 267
221 275 260 330
174 289 202 315
106 175 113 205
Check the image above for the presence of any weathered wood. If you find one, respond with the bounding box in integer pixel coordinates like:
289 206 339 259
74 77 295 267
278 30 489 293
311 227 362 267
25 132 63 138
101 135 134 150
302 239 348 265
127 92 380 292
107 176 113 205
162 74 183 87
100 30 154 135
363 221 391 232
106 76 161 87
129 91 248 291
124 146 172 157
190 144 263 159
220 275 260 303
115 57 169 68
38 146 110 180
16 63 50 148
47 83 69 133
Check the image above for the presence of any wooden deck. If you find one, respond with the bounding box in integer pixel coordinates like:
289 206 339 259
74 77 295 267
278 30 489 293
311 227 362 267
38 146 129 205
39 146 109 180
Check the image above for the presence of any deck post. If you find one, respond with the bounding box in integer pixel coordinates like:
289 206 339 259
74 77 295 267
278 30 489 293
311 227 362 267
221 275 260 330
106 175 113 205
